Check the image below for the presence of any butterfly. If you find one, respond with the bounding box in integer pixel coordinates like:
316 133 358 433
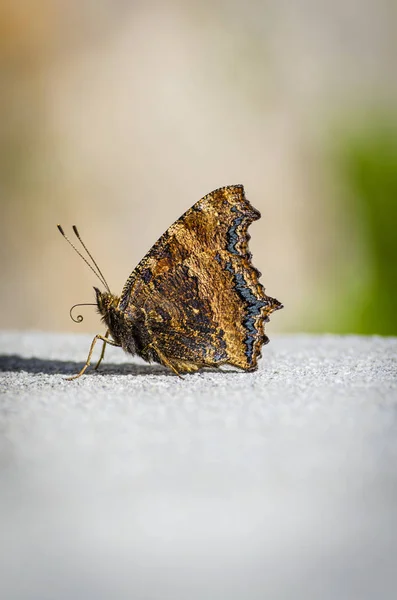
58 185 283 378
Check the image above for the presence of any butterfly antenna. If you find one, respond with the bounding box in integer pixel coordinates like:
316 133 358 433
57 225 110 292
72 225 111 293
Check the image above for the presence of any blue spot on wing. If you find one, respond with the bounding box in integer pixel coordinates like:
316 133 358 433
226 215 244 255
225 261 267 362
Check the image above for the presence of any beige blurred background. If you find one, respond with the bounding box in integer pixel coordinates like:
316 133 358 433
1 0 396 335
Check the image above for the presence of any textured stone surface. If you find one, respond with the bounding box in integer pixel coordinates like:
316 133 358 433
1 332 397 600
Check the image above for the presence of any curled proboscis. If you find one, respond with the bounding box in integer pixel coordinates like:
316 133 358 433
69 303 95 324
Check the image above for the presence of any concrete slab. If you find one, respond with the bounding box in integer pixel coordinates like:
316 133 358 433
1 332 397 600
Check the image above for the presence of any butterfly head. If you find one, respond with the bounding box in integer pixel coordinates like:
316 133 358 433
58 224 120 325
94 287 119 318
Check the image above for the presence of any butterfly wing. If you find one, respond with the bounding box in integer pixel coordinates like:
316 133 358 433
118 185 282 372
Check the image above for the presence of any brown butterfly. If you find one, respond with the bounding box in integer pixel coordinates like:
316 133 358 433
58 185 283 379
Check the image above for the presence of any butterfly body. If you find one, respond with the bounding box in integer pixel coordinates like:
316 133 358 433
92 185 283 376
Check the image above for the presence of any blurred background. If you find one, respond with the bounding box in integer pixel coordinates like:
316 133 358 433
0 0 396 335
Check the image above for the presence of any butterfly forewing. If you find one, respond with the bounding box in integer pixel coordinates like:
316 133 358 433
118 185 281 371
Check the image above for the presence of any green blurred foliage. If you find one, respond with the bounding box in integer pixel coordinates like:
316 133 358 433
337 118 397 335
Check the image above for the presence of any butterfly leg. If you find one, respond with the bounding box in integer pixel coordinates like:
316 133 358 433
142 316 184 378
94 328 110 371
158 351 184 378
67 333 120 380
145 341 184 379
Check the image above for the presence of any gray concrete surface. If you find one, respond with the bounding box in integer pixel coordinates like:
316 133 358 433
1 331 397 600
